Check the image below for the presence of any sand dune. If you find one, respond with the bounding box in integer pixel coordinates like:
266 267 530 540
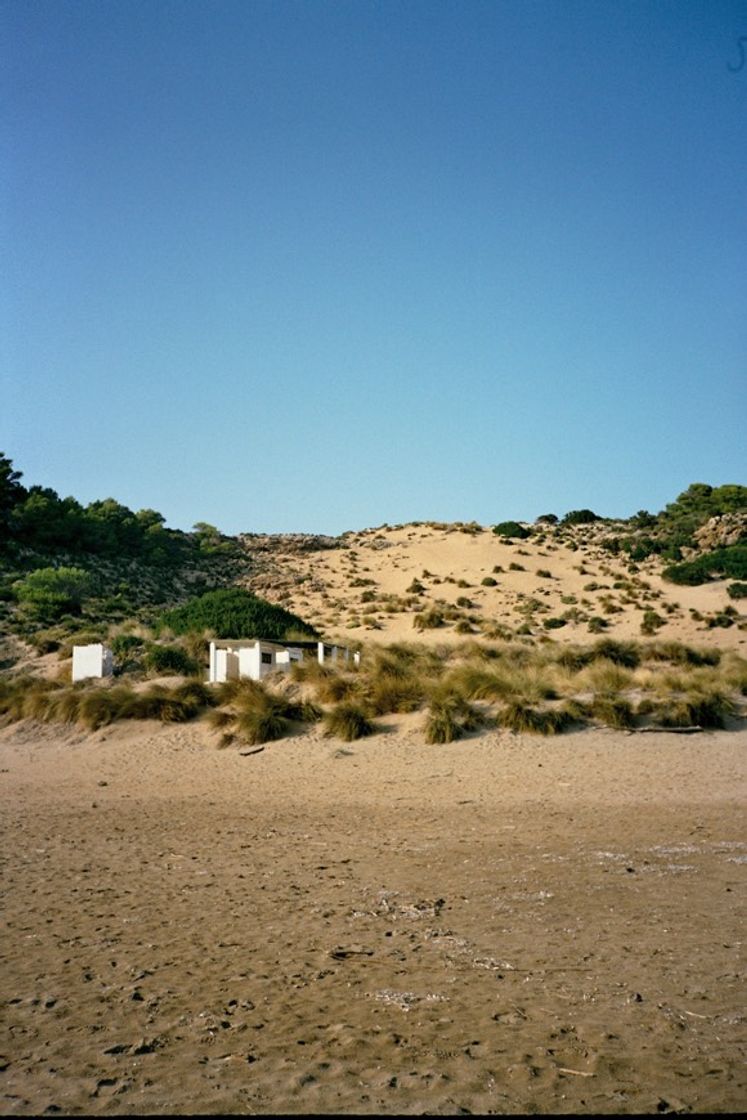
240 522 746 652
1 715 745 1115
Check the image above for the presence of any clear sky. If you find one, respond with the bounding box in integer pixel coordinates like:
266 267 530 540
3 0 746 535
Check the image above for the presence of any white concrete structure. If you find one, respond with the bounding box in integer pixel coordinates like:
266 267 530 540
72 643 114 683
208 638 359 684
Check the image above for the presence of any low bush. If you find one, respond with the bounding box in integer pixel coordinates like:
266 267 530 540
413 608 446 630
590 639 641 668
110 633 145 657
13 566 92 622
561 509 601 525
727 582 747 599
159 588 318 640
493 521 530 539
663 545 747 586
143 644 199 676
641 610 666 636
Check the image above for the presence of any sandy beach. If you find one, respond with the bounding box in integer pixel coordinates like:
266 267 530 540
1 716 745 1115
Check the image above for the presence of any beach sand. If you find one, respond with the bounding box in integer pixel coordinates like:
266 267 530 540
1 716 745 1115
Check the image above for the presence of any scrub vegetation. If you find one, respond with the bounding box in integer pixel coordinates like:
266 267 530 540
1 452 746 744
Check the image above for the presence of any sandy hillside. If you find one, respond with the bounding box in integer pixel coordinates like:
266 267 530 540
1 713 745 1116
238 522 746 652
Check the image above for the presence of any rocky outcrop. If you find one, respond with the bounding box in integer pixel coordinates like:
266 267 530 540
693 514 747 551
237 533 343 554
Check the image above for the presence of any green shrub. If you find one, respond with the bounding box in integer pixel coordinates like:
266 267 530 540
508 562 525 572
413 607 445 630
481 576 498 587
110 633 145 657
663 545 747 586
591 639 640 668
705 612 735 629
14 566 92 622
561 509 600 525
727 582 747 599
543 617 566 630
641 610 666 636
159 588 318 640
143 644 199 676
536 569 553 579
493 521 530 539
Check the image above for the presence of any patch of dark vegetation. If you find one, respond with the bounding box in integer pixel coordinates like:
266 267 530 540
158 589 318 640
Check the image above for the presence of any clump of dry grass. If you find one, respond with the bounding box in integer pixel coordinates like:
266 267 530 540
587 695 637 729
207 676 324 746
235 705 288 745
290 660 360 703
497 702 574 736
424 690 484 744
323 701 376 741
638 690 737 730
2 635 743 745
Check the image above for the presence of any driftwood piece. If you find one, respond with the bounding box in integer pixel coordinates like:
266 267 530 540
626 726 704 735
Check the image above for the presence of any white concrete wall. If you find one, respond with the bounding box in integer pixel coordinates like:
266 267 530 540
209 643 241 683
275 648 301 672
238 645 262 680
208 640 351 683
72 643 113 682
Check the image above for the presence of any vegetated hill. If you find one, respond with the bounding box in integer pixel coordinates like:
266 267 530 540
1 451 745 667
227 487 747 651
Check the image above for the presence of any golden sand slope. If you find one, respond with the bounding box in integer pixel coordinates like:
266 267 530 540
239 522 746 651
1 716 745 1115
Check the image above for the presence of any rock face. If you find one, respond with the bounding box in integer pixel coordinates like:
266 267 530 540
237 533 343 554
693 514 747 551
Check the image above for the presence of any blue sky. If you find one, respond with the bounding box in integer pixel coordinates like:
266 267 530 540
3 0 746 534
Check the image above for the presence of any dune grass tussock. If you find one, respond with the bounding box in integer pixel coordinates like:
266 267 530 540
208 678 324 745
424 691 484 743
235 705 289 745
323 701 376 741
587 695 637 730
2 636 745 742
497 701 575 736
638 690 737 730
0 677 214 731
